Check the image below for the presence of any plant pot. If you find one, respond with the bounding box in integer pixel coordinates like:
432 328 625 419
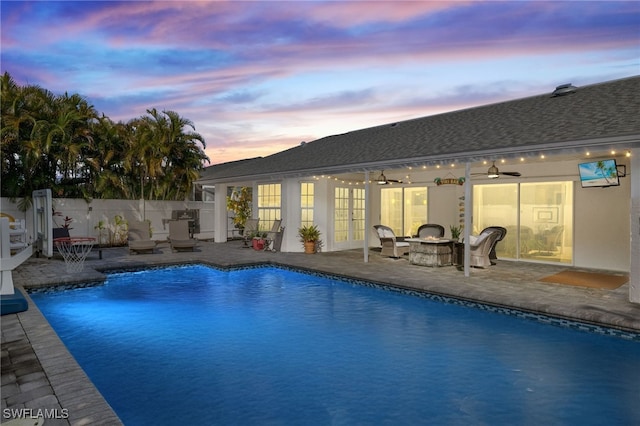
252 239 265 250
304 241 316 254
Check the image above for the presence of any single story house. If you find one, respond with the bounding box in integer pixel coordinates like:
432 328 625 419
197 76 640 303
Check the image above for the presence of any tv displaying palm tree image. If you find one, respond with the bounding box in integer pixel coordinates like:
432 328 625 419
578 159 620 188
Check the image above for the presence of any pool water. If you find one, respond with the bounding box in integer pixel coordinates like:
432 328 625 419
31 265 640 425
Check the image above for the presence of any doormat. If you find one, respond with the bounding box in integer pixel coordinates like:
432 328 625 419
539 270 628 289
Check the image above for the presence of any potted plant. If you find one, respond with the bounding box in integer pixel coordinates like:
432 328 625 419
251 231 267 251
450 225 463 241
227 187 252 236
298 224 321 254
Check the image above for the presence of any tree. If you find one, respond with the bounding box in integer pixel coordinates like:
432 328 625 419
1 72 210 203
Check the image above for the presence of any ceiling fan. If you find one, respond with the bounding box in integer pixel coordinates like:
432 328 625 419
473 162 521 179
375 170 403 185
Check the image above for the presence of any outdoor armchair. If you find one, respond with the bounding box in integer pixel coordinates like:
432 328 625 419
468 229 502 268
416 224 445 238
373 225 410 258
479 226 507 264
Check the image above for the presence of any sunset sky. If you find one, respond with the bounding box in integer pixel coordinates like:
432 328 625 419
2 1 639 165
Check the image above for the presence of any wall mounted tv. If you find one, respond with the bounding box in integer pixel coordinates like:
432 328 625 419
578 159 620 188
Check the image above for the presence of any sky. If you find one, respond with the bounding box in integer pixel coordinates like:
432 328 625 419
2 1 639 166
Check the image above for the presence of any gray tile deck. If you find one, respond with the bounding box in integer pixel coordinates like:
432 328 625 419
2 240 639 424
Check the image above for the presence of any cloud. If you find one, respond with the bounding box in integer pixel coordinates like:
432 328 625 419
2 0 638 166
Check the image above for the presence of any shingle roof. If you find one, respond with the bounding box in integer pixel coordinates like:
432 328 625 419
201 76 640 183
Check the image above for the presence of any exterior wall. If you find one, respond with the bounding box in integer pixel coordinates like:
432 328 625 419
0 198 215 243
629 148 640 302
200 156 633 273
427 184 466 237
574 169 630 271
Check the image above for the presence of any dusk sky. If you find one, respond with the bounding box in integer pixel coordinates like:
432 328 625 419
2 1 639 165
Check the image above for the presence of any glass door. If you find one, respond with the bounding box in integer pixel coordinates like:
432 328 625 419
334 187 365 249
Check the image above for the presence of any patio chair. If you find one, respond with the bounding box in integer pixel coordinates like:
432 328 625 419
480 226 507 264
534 225 565 255
242 218 260 247
416 224 445 238
373 225 410 258
263 219 283 251
168 220 198 252
469 229 502 268
128 220 157 254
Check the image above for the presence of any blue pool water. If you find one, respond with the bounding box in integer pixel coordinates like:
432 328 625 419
31 265 640 425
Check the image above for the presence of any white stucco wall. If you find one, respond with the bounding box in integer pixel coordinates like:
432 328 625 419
574 172 631 271
629 149 639 303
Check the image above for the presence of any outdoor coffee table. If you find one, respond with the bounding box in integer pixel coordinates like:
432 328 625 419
405 238 453 267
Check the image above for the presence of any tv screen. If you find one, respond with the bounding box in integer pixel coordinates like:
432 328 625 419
578 159 620 188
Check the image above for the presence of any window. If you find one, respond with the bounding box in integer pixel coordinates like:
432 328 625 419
257 183 281 231
193 184 215 202
300 182 314 227
380 187 428 236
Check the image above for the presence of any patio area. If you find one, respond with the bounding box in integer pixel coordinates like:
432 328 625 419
2 240 639 425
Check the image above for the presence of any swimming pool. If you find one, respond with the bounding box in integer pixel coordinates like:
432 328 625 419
31 265 640 425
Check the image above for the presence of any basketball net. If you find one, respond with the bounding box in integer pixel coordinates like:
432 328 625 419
54 237 95 273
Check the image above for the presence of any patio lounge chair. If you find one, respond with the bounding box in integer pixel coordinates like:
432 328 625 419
416 224 445 238
242 218 259 247
128 220 156 254
468 229 502 268
169 220 197 252
373 225 410 258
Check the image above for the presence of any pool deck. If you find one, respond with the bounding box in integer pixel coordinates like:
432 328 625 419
2 240 639 425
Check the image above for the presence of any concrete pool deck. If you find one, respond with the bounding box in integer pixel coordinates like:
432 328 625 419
2 240 639 425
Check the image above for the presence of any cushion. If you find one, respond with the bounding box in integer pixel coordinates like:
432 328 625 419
381 229 395 238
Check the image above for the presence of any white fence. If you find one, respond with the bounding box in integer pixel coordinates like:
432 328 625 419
0 197 216 245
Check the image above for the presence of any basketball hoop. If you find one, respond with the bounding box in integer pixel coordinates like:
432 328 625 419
54 237 96 273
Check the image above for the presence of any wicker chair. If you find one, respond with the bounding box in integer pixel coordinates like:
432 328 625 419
373 225 410 258
416 224 445 238
469 229 502 268
480 226 507 264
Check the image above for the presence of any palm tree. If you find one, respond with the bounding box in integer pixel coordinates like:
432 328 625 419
2 73 209 203
125 108 209 202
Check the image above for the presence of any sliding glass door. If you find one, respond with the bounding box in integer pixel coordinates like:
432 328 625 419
473 182 573 263
380 187 427 237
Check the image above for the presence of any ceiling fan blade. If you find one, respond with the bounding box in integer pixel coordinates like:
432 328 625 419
500 171 521 177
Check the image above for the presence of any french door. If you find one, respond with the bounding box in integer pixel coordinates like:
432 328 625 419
334 187 365 249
